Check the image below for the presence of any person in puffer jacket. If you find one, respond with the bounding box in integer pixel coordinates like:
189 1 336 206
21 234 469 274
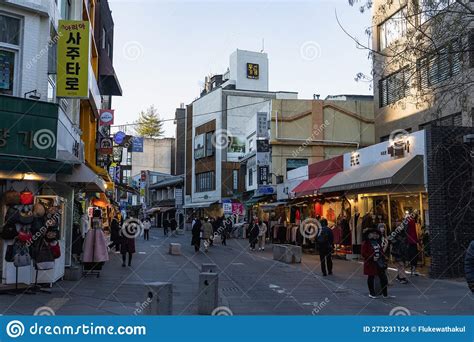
464 241 474 292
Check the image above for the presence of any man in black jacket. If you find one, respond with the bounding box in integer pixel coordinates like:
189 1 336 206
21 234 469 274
465 241 474 292
317 218 334 276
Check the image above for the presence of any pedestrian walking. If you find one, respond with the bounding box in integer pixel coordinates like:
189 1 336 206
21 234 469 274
120 222 136 268
108 214 121 252
362 228 392 299
163 218 170 236
143 217 151 241
386 223 408 284
406 214 420 276
202 217 213 253
223 217 232 246
170 217 177 237
316 218 334 276
258 220 267 251
191 218 202 252
248 217 259 251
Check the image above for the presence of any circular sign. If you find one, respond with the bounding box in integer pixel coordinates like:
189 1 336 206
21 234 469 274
100 110 114 125
114 131 126 144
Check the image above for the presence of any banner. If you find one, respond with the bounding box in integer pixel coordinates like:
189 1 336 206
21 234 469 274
57 20 90 98
99 110 114 126
0 316 470 342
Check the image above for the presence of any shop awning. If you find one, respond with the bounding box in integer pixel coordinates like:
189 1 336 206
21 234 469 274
244 194 274 207
292 172 339 197
0 155 73 175
88 163 113 184
183 201 218 209
57 164 106 192
260 201 287 211
320 155 425 193
146 206 174 214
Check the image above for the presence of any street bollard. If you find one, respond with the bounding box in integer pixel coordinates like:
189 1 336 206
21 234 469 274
198 272 218 315
169 243 182 255
201 263 217 273
141 282 173 315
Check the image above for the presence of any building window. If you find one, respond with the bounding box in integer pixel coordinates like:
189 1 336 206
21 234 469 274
420 0 453 24
418 40 462 89
0 14 20 96
194 133 205 159
419 112 465 129
379 68 409 107
196 171 215 192
47 75 56 102
286 159 309 173
205 132 214 157
378 7 407 50
248 139 254 152
248 168 253 187
58 0 71 20
232 169 238 191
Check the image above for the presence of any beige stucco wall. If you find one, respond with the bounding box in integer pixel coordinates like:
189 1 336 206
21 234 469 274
269 98 375 179
131 137 174 176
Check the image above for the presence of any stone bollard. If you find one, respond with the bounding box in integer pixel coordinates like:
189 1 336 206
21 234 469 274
198 272 218 315
169 243 182 255
201 263 217 273
140 282 173 315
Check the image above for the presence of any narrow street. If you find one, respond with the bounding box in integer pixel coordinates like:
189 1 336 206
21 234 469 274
1 229 472 316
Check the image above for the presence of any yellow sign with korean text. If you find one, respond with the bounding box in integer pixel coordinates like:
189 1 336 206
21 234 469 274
57 20 89 98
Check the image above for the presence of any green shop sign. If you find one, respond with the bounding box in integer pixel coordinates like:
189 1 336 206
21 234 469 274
0 95 58 159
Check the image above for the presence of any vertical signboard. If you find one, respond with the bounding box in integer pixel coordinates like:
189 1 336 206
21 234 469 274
257 112 268 138
57 20 90 98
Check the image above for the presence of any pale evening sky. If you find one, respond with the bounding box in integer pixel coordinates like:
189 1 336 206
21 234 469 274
108 0 372 137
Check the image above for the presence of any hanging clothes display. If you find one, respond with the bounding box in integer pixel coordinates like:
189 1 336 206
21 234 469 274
314 202 323 217
341 217 351 245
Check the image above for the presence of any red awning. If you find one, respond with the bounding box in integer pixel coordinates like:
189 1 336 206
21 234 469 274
292 173 338 197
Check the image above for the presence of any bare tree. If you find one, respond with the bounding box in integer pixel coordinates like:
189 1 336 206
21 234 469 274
344 0 473 122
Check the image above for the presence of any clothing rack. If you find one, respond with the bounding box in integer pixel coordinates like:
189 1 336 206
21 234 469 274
82 227 101 278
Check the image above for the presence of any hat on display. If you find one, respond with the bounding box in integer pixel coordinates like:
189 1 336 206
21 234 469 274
33 203 46 217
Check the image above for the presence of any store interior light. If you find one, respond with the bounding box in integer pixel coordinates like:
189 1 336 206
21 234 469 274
23 172 39 181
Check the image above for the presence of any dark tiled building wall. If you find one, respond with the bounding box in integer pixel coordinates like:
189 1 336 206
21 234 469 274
426 126 474 278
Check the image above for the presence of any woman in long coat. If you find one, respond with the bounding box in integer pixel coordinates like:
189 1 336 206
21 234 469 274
191 218 202 252
362 228 389 299
120 228 136 267
108 216 121 251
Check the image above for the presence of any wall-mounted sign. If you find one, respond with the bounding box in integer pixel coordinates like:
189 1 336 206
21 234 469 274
57 20 90 98
99 109 114 126
0 100 58 159
258 165 269 185
256 112 268 138
99 137 113 155
257 139 270 153
223 201 232 214
256 185 275 196
257 152 270 166
114 131 126 145
131 136 144 152
141 170 147 181
247 63 259 79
